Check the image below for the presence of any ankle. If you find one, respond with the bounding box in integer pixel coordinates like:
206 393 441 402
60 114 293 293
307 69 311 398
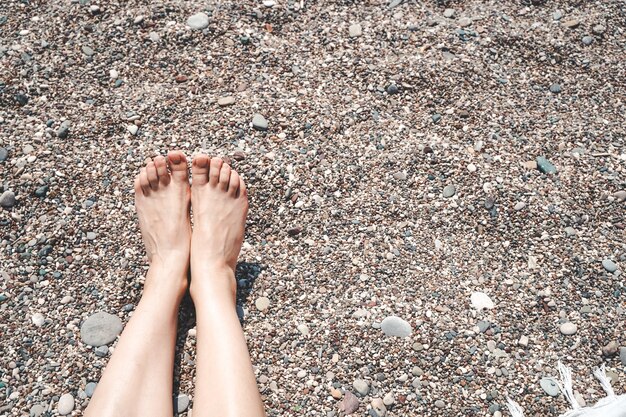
189 263 236 304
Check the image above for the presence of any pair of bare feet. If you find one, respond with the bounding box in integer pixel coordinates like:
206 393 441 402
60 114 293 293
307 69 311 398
134 150 248 301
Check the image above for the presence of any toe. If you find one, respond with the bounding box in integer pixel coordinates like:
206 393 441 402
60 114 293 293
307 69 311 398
239 176 247 198
208 157 223 186
219 163 232 191
228 170 240 196
167 151 189 182
146 161 159 190
191 154 210 186
139 168 151 195
154 156 170 185
134 174 143 195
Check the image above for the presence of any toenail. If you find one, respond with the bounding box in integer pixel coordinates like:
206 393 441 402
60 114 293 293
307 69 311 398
196 158 209 168
169 154 181 163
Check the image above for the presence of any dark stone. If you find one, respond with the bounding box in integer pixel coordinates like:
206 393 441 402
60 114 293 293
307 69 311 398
34 185 48 197
0 147 8 162
432 114 442 123
386 84 399 95
549 83 561 93
15 94 29 106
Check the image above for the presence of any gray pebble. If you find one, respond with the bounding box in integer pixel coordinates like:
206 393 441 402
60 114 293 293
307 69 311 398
443 185 456 198
536 156 557 174
29 404 46 417
540 378 560 397
592 24 606 35
80 311 123 346
443 8 455 18
582 35 594 45
602 259 617 273
0 147 9 162
86 232 97 240
252 113 269 131
552 10 563 20
458 17 472 27
176 393 190 413
559 322 577 335
85 382 97 397
353 379 370 396
34 185 49 197
349 23 362 38
187 12 209 30
57 122 70 139
386 84 399 95
95 345 109 357
620 347 626 367
381 316 412 337
57 393 75 415
435 400 445 408
549 83 561 94
0 190 16 208
82 45 95 56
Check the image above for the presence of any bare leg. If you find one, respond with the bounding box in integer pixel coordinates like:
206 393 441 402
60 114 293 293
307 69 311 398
189 155 266 417
85 152 191 417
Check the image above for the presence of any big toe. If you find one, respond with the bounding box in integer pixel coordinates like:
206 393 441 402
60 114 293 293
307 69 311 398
191 154 210 186
168 151 189 182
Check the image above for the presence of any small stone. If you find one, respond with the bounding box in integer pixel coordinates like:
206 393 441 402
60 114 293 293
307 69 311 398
252 113 268 131
176 394 190 413
540 378 560 397
60 295 72 304
0 190 16 208
339 391 359 414
86 232 97 240
287 226 302 236
614 191 626 202
255 297 270 311
353 379 370 396
16 94 29 106
30 404 45 417
370 398 386 416
349 23 362 38
518 335 529 347
331 387 342 399
552 10 563 20
443 8 455 18
470 292 494 311
388 0 403 9
380 316 412 337
435 400 445 408
57 393 75 415
564 227 577 237
536 156 557 174
85 382 97 397
582 35 594 45
602 341 619 357
393 171 407 181
602 259 617 273
458 17 472 27
297 323 309 335
562 19 580 29
514 202 526 211
95 345 109 357
443 185 456 198
386 84 399 95
127 125 138 135
82 45 95 56
57 122 70 139
592 24 606 35
467 163 477 172
149 32 160 42
383 392 394 406
32 313 45 327
133 15 144 24
477 320 490 333
560 322 577 335
0 147 8 162
619 347 626 366
187 12 209 30
484 197 495 209
431 113 441 123
549 83 562 94
218 96 236 106
34 185 49 198
80 311 124 346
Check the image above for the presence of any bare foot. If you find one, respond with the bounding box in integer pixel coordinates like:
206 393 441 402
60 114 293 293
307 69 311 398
134 151 192 292
189 155 248 299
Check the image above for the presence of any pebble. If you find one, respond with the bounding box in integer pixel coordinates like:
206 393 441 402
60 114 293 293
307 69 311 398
255 296 270 311
217 96 236 106
297 323 310 336
80 311 124 346
470 291 494 311
518 335 529 347
602 259 617 273
620 347 626 366
386 84 399 95
95 345 109 357
514 202 526 211
592 24 606 35
353 379 370 396
0 190 16 208
370 398 386 416
383 392 394 406
435 399 445 408
602 341 618 357
0 147 8 162
562 19 580 29
380 316 412 337
443 8 455 18
32 313 45 327
552 10 563 20
176 394 190 413
127 125 139 135
467 163 477 172
559 322 577 335
339 391 359 414
458 17 472 27
16 94 29 106
187 12 209 30
614 191 626 202
432 113 441 123
57 393 75 415
82 45 95 56
29 404 45 417
443 185 456 198
34 185 49 198
536 156 557 174
85 382 97 397
331 387 342 399
549 83 562 94
57 122 70 139
349 23 363 38
86 232 97 240
540 378 560 397
582 35 594 45
252 113 269 131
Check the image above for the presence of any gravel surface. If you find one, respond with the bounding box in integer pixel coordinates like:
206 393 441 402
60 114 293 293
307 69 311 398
1 0 625 416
